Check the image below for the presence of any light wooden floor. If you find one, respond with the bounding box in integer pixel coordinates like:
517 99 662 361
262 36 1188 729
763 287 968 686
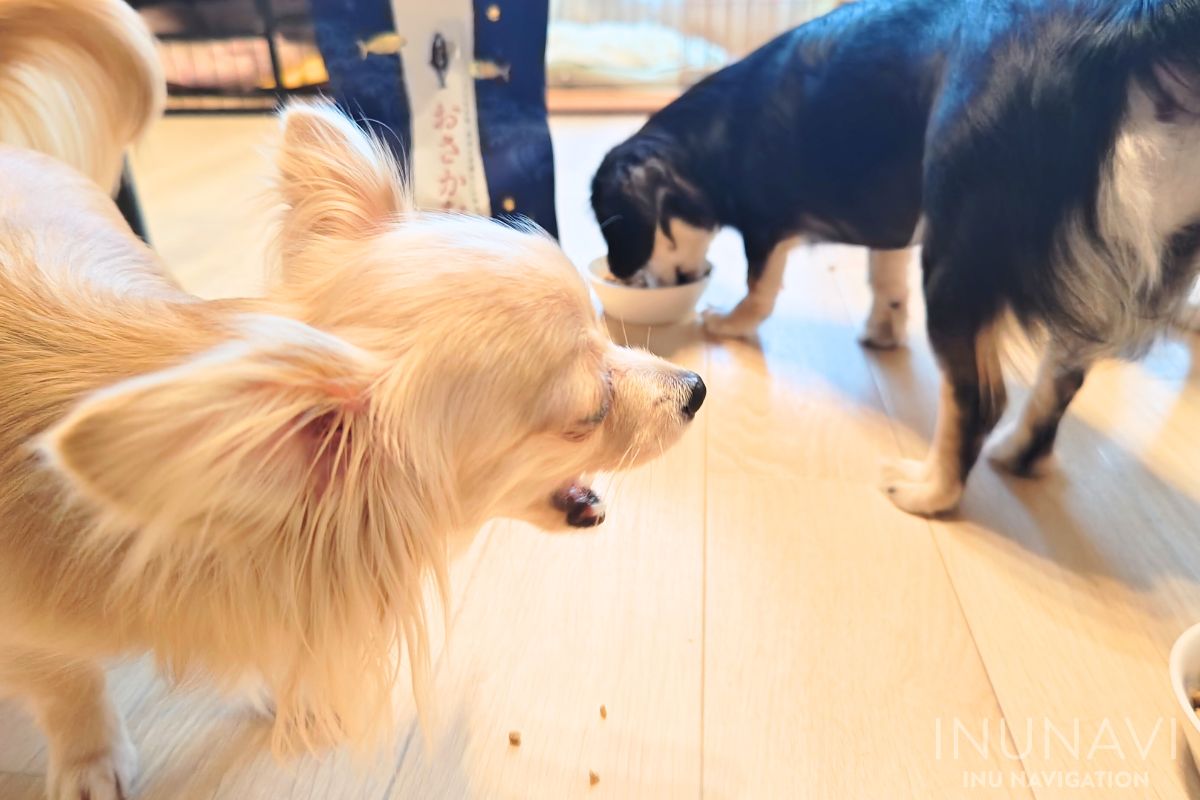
3 115 1200 799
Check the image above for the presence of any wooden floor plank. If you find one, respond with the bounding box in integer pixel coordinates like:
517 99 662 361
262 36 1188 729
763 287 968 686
129 116 276 299
702 244 1028 798
703 478 1029 799
0 771 42 800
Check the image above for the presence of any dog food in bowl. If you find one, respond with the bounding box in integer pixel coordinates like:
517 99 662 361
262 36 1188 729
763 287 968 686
586 257 712 326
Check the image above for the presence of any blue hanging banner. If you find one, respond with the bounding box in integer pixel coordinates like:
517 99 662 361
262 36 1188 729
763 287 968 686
308 0 558 237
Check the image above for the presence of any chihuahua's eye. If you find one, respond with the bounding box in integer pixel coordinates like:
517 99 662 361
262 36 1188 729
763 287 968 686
565 372 612 441
564 418 601 443
564 412 605 444
585 401 610 426
595 371 614 420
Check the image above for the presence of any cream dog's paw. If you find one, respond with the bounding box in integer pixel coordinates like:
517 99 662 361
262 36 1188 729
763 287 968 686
48 736 137 800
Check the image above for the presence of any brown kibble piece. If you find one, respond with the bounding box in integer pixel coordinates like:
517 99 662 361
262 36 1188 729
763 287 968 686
589 770 600 786
1190 689 1200 711
508 731 521 746
600 704 607 720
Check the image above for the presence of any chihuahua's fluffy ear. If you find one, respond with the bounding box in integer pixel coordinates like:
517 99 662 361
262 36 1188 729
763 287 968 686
275 103 409 266
41 316 379 549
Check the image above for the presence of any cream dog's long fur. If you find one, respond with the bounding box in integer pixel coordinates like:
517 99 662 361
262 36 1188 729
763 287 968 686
0 3 702 798
0 0 163 191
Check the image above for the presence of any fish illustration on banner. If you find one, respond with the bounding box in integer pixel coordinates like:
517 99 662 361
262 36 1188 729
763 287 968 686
357 31 406 58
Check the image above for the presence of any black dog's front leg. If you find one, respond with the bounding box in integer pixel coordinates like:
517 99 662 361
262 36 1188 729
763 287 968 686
703 233 793 338
882 250 1007 515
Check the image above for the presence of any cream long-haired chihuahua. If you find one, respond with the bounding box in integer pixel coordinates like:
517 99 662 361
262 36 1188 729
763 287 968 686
0 2 705 798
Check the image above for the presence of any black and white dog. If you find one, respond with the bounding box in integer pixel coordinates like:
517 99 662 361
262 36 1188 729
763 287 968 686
592 0 1200 516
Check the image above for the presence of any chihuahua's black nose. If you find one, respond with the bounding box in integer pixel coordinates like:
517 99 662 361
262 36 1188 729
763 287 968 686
682 372 706 419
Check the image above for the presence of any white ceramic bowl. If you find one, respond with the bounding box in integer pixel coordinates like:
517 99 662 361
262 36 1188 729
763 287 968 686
1169 623 1200 759
586 257 712 326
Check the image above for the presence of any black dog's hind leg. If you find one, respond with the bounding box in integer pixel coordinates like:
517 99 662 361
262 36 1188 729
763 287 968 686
860 248 912 349
703 233 794 338
986 345 1089 476
882 249 1007 515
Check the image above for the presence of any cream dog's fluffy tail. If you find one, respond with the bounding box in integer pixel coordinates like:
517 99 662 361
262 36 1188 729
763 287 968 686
0 0 164 191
